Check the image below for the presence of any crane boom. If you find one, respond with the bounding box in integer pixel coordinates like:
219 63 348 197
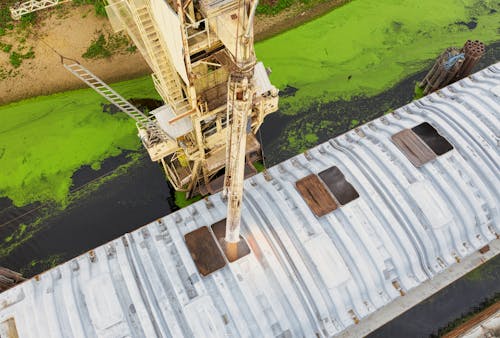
223 0 258 244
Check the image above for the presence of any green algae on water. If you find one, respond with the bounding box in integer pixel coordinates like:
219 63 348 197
174 191 203 208
0 75 159 207
0 152 145 259
255 0 500 115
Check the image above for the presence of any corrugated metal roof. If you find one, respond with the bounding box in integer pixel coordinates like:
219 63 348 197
0 63 499 337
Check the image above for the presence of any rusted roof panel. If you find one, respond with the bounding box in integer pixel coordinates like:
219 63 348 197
295 174 338 216
318 166 359 206
184 226 226 276
391 129 437 167
412 122 454 155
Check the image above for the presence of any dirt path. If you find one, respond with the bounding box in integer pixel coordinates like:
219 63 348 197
0 4 149 105
0 1 349 105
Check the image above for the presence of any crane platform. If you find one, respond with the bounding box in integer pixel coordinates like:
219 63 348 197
0 63 498 337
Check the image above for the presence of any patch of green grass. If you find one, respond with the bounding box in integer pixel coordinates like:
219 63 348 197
0 75 161 207
255 0 500 115
257 0 295 15
0 6 12 31
9 48 34 68
82 33 111 58
73 0 107 17
414 82 425 100
126 44 138 54
253 161 266 172
175 191 203 208
82 31 130 59
349 119 359 129
0 42 12 53
19 12 37 29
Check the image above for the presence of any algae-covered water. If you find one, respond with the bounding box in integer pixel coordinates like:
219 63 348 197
256 0 500 114
0 76 161 207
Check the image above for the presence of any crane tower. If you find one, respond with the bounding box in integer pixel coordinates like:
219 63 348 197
10 0 279 243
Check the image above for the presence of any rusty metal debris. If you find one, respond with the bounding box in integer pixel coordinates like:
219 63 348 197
0 267 25 292
211 219 250 263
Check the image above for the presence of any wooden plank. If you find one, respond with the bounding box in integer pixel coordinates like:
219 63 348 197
391 129 437 167
295 174 337 217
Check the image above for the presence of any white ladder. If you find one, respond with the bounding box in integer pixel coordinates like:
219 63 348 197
63 61 172 143
10 0 70 20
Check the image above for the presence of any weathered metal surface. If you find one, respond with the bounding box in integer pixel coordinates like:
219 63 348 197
391 129 437 167
185 226 226 276
0 63 498 337
318 166 359 206
296 174 338 216
0 267 25 292
411 122 454 156
212 219 251 262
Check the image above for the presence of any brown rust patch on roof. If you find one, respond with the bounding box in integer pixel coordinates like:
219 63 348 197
184 226 226 276
391 129 437 167
296 174 337 217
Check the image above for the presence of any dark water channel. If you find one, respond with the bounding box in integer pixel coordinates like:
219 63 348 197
0 43 499 335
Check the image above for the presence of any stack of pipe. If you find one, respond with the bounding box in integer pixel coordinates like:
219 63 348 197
418 40 486 95
0 267 25 292
419 48 464 94
456 39 486 79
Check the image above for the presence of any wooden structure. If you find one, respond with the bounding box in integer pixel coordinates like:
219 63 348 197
0 267 25 292
419 40 486 94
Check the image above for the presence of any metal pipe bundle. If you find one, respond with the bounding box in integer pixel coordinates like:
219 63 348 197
456 39 486 79
419 48 464 94
419 40 486 95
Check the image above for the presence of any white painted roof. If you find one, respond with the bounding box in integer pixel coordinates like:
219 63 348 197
152 104 193 138
0 63 499 337
253 62 275 96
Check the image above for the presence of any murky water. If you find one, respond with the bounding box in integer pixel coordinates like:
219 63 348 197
369 255 500 337
0 154 174 276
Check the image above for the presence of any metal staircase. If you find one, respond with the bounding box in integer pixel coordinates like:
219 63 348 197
130 4 191 114
63 61 172 144
9 0 69 19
